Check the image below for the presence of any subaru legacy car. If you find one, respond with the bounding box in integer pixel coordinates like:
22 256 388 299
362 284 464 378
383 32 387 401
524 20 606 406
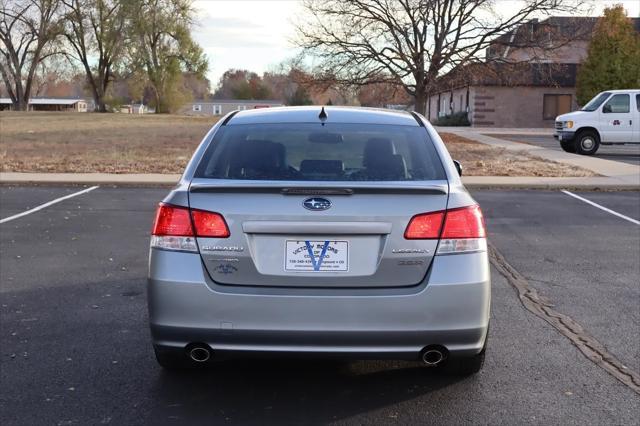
148 106 490 375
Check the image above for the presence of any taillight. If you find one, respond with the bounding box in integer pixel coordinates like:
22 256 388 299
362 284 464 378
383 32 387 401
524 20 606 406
150 204 229 252
441 205 486 239
404 212 445 239
404 205 487 255
191 210 230 238
152 204 194 236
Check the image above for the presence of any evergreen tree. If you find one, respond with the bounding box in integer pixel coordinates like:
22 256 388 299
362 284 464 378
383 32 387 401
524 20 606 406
576 5 640 106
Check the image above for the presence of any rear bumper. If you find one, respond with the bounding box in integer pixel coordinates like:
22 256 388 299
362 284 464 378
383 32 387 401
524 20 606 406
148 249 491 360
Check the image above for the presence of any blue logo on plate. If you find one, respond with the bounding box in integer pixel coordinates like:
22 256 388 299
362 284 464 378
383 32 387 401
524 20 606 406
303 197 331 211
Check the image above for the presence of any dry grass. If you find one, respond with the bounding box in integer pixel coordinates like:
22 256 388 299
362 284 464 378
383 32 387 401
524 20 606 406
0 112 594 176
440 132 596 177
0 112 218 173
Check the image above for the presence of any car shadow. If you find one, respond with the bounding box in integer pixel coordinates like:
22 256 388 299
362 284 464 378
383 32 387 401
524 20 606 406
145 358 468 424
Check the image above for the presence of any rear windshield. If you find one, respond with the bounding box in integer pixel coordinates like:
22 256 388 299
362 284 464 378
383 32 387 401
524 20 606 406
195 123 446 181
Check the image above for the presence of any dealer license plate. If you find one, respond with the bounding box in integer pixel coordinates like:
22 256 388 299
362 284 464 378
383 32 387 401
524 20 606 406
285 240 348 272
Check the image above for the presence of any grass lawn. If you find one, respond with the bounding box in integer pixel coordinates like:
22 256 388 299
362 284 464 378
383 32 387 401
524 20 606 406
0 112 218 173
0 112 594 177
440 132 595 177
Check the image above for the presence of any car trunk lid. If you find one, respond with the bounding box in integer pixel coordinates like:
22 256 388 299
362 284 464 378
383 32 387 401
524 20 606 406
189 180 448 288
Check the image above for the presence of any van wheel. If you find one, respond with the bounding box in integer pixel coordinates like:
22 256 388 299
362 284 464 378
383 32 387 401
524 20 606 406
560 139 576 153
575 130 600 155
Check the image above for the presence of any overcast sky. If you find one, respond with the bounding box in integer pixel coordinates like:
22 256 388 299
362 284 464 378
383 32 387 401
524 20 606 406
192 0 640 87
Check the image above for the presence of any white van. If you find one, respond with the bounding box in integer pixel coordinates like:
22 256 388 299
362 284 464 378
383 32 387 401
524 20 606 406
554 89 640 155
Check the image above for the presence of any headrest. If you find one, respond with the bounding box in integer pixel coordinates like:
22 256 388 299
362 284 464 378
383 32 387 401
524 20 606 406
363 138 396 167
229 139 286 178
300 160 344 175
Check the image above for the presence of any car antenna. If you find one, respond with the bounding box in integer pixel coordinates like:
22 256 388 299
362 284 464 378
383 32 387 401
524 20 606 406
318 106 328 123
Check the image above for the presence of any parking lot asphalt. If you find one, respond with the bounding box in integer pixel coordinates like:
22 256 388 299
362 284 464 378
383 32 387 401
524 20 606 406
1 185 639 425
486 134 640 166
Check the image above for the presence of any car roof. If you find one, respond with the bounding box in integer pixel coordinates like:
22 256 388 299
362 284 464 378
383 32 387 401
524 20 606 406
227 106 420 126
603 89 640 94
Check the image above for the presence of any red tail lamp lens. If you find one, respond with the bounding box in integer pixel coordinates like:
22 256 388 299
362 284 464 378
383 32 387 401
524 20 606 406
151 204 194 236
191 209 230 238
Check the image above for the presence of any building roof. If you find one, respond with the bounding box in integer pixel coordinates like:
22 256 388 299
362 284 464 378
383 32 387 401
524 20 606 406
0 97 86 105
191 99 283 105
487 16 640 59
430 62 580 93
227 106 419 126
431 14 640 93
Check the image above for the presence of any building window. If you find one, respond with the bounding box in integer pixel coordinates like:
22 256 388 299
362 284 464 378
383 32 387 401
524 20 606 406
213 105 222 115
602 94 630 113
193 104 202 112
542 94 572 120
237 105 247 111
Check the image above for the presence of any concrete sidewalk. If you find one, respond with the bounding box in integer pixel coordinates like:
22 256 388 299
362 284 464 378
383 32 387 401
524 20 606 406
438 127 640 186
2 172 638 190
437 126 553 136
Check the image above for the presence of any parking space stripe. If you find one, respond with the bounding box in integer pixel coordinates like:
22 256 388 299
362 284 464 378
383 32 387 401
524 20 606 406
0 186 99 224
561 190 640 226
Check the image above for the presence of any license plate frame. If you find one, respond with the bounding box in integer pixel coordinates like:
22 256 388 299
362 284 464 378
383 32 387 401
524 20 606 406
284 240 349 272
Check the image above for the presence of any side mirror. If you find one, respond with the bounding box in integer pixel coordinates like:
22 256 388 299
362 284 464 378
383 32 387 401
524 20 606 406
453 160 463 176
603 104 612 113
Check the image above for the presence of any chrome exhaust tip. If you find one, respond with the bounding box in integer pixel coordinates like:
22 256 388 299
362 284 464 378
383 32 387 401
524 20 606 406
421 347 446 366
189 346 211 363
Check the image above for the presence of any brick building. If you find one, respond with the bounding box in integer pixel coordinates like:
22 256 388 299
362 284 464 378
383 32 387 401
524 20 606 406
427 17 640 128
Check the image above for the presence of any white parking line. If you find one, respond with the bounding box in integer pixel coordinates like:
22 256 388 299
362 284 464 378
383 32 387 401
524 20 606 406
561 190 640 226
0 186 99 224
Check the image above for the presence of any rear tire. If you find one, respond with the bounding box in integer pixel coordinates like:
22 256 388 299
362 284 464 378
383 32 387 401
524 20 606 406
575 130 600 155
560 139 577 153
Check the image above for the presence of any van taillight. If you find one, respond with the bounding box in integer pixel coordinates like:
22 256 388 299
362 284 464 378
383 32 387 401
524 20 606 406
151 204 229 252
404 205 487 255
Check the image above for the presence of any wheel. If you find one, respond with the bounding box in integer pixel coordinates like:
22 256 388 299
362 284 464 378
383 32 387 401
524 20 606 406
575 130 600 155
560 139 576 153
153 346 190 370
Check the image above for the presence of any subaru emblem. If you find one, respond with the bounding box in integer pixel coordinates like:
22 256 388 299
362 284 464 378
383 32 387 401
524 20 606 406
303 197 331 211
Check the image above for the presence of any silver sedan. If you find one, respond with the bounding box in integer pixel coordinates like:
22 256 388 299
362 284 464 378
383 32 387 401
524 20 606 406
148 106 490 375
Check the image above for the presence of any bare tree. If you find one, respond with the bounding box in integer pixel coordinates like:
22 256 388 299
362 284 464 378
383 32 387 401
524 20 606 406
0 0 62 110
62 0 126 112
296 0 586 114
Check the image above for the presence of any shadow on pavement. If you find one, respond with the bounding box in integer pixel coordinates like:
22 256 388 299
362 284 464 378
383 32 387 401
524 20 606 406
147 358 466 424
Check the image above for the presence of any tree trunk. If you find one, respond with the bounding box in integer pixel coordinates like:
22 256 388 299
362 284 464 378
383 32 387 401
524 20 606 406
15 85 28 111
414 90 427 116
96 97 107 112
15 99 28 111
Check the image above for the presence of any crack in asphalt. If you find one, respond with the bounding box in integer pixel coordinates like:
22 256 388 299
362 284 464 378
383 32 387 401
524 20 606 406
488 242 640 395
